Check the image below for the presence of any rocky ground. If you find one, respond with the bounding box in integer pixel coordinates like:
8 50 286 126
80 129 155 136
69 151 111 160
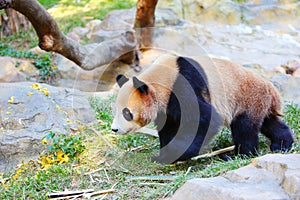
169 154 300 200
0 0 300 198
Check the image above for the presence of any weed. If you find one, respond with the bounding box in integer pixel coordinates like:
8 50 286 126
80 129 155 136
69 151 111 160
44 131 86 162
283 103 300 152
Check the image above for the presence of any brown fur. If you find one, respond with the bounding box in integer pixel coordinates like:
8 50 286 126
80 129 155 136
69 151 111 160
187 56 283 126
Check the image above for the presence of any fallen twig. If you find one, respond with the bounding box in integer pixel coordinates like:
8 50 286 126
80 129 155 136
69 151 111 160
185 166 192 176
84 189 115 198
126 175 177 182
139 182 167 187
191 145 235 160
84 168 104 175
48 188 115 199
48 189 94 199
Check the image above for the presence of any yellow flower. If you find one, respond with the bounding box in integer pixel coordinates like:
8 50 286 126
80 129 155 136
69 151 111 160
27 92 34 97
31 83 40 90
39 155 55 169
7 96 14 104
52 65 57 70
43 90 49 96
11 169 22 181
6 111 11 115
66 119 72 123
56 150 69 164
40 88 49 96
41 138 48 145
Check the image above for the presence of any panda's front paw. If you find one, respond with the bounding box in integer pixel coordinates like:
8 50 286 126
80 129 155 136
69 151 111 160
151 155 169 164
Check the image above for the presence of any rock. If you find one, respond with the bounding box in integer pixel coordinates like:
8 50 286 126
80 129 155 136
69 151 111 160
66 32 81 42
270 74 300 105
55 53 134 92
170 154 300 200
0 57 27 82
85 19 102 30
242 63 277 78
158 0 300 27
281 59 300 75
71 26 89 37
158 0 242 24
242 0 300 26
293 68 300 77
274 66 287 74
30 46 46 54
87 8 180 42
0 82 96 173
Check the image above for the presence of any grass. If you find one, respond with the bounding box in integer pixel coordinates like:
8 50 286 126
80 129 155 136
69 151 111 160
46 0 136 33
1 96 299 199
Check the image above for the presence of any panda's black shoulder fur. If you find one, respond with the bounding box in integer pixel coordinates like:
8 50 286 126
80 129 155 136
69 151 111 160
176 56 211 103
154 56 219 162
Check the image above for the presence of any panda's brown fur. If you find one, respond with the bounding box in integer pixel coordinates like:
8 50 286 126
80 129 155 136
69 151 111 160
111 54 294 163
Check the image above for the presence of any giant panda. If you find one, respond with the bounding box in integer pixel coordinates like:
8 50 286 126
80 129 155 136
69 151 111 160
111 54 294 164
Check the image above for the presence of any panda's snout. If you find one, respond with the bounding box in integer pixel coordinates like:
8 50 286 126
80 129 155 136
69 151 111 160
111 128 118 133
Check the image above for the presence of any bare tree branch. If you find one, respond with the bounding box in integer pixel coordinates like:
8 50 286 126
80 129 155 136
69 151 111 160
1 0 136 70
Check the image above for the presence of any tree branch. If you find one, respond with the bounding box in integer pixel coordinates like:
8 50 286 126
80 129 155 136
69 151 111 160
1 0 136 70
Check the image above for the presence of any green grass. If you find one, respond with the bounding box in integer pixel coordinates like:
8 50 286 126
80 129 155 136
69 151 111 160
38 0 60 9
41 0 136 33
1 97 299 199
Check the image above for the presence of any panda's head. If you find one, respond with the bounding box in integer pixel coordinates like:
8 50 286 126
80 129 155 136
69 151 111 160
111 74 158 134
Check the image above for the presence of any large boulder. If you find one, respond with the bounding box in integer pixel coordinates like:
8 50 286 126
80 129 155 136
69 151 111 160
170 154 300 200
0 82 96 173
158 0 300 26
0 57 28 82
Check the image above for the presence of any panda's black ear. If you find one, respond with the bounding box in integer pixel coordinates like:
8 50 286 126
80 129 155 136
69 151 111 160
116 74 129 87
133 76 148 95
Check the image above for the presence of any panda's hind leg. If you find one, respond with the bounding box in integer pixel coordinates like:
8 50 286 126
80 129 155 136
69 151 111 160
230 112 260 156
261 114 294 152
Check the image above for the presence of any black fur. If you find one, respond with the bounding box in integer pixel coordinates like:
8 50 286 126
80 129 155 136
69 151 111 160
153 57 222 163
261 114 294 152
133 76 149 94
230 112 260 156
116 74 129 87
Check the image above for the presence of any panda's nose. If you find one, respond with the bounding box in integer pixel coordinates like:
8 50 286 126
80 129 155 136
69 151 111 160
112 128 118 133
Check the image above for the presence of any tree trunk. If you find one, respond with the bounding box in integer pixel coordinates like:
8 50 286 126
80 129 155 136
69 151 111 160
0 8 31 37
134 0 158 48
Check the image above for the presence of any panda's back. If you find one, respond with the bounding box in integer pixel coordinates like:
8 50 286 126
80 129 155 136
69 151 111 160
191 56 281 126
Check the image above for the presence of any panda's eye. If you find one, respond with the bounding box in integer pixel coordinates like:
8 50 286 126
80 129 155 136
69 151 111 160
122 108 133 121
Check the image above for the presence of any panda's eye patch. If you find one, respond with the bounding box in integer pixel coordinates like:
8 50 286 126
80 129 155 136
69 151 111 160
122 108 133 121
